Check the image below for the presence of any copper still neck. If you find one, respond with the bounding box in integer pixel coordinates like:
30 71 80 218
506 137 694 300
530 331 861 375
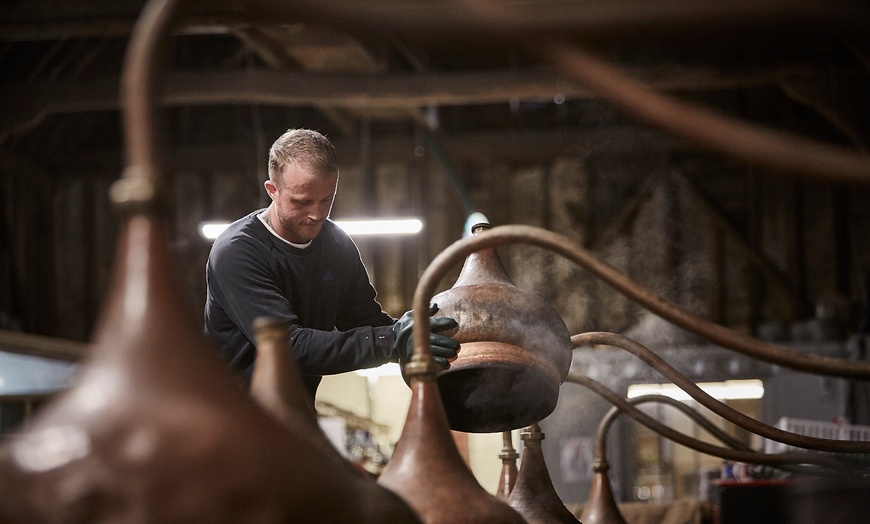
497 430 520 500
579 460 628 524
507 423 581 523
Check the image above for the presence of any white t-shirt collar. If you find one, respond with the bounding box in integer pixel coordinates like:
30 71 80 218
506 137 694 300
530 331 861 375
258 211 313 249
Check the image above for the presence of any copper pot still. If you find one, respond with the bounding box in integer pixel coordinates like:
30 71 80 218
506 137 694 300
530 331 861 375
431 222 572 432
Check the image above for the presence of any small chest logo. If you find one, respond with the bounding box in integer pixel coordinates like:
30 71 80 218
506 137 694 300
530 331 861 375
322 270 336 282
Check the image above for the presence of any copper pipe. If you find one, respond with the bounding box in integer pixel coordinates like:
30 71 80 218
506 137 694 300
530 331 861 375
572 332 870 454
450 0 870 183
497 431 519 500
539 41 870 183
567 373 854 474
598 394 831 478
581 394 751 524
596 394 751 460
576 382 856 524
583 394 748 524
234 0 867 40
410 225 870 381
111 0 180 213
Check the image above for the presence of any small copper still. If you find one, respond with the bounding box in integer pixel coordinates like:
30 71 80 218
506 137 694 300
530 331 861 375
579 462 627 524
250 317 320 424
249 316 421 522
377 357 526 523
497 430 520 500
432 222 572 432
507 423 581 523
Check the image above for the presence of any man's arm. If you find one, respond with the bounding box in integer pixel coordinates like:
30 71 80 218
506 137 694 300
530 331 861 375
207 235 397 376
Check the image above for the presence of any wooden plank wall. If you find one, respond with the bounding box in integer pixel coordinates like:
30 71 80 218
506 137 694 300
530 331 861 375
2 128 869 348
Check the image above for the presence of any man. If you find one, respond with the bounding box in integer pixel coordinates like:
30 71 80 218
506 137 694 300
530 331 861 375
204 128 459 397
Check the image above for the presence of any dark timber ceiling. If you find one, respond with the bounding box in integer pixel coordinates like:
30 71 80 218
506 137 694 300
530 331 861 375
2 0 869 175
2 0 870 349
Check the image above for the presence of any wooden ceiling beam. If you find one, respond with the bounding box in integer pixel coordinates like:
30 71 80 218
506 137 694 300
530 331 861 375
2 0 866 41
0 64 824 135
37 126 677 174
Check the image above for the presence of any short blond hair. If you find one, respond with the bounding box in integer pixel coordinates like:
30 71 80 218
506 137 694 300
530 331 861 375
267 129 339 184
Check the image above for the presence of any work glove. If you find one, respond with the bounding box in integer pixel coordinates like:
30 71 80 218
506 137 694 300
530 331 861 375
392 303 459 368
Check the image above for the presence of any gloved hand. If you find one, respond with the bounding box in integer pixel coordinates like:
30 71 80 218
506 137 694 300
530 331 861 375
392 303 459 368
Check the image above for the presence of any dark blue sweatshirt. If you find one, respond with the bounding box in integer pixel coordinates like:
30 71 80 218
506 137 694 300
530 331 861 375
204 210 397 396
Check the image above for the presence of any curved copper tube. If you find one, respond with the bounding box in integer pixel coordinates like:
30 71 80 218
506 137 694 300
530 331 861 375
566 373 854 475
572 332 870 454
410 224 870 380
112 0 180 213
580 392 834 524
234 0 865 34
538 41 870 183
596 393 831 479
449 0 870 183
595 394 750 461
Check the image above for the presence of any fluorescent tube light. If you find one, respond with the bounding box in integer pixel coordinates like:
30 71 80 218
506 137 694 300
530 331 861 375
627 379 764 401
198 218 424 240
200 221 231 240
334 218 423 236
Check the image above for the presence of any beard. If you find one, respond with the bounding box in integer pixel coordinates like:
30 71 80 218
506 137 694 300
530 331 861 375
275 213 325 244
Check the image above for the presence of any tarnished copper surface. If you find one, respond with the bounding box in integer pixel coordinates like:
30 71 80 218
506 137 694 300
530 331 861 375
0 215 419 523
378 373 526 523
432 223 572 432
507 424 580 523
497 431 519 500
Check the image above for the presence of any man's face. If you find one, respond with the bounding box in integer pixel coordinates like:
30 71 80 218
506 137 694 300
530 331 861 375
265 164 338 244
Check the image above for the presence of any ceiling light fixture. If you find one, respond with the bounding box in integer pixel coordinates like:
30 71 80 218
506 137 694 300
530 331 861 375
198 218 424 240
627 379 764 401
